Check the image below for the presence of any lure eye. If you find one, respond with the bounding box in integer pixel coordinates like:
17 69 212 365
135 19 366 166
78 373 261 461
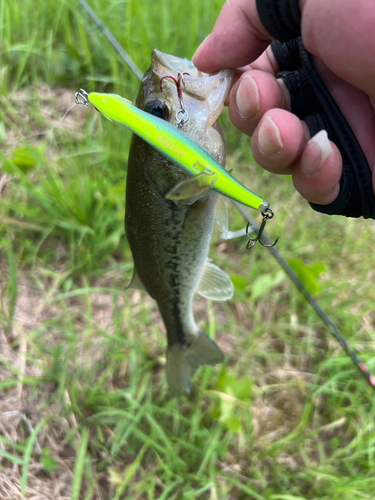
144 99 170 120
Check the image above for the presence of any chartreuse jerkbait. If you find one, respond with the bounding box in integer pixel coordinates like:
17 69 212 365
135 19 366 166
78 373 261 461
86 93 269 212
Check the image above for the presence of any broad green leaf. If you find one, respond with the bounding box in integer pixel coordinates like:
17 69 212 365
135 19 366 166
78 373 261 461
218 372 252 400
232 376 252 400
221 412 241 433
287 258 325 295
310 262 325 276
40 452 57 472
230 275 246 291
217 372 236 393
251 270 284 300
12 147 37 171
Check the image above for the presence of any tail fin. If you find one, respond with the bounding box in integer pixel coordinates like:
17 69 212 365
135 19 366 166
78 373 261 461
166 330 224 397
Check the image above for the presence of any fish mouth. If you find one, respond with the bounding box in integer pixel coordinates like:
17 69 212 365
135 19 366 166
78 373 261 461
152 50 196 76
150 49 233 102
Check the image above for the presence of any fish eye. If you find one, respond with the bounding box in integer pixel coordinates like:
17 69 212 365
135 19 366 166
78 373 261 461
144 99 170 120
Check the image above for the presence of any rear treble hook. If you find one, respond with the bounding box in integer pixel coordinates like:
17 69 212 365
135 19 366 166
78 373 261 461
246 208 279 249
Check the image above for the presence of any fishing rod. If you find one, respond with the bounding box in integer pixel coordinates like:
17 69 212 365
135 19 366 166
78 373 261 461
76 0 375 392
77 0 143 81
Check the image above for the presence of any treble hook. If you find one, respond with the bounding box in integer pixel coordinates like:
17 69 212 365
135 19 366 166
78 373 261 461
246 208 279 249
160 72 190 128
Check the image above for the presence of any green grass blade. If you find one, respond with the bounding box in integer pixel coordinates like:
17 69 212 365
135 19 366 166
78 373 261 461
5 244 17 330
71 426 90 500
20 419 45 495
112 443 148 500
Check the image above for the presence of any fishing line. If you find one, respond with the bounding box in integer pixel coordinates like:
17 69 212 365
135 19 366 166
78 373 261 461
76 0 375 392
26 101 82 140
49 102 79 130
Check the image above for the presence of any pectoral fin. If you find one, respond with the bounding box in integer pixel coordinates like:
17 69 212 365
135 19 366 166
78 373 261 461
166 172 217 206
214 195 228 240
126 267 147 292
196 260 234 301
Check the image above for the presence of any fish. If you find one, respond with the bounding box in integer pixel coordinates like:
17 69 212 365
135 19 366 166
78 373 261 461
122 50 239 396
81 51 249 395
120 50 240 396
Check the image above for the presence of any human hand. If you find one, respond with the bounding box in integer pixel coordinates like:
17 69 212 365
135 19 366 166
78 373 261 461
193 0 375 209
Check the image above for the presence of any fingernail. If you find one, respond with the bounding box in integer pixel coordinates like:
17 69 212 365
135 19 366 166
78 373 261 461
257 116 283 155
192 34 210 62
235 75 260 118
302 130 331 175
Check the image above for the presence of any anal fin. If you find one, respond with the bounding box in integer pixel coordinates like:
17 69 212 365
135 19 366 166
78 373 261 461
196 260 234 301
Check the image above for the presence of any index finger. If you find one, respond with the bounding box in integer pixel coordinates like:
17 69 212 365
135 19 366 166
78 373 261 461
192 0 273 74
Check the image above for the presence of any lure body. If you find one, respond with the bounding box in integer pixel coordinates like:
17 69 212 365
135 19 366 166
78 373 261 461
88 91 269 212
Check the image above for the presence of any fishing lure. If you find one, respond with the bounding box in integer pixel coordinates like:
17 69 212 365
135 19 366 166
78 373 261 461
75 89 271 214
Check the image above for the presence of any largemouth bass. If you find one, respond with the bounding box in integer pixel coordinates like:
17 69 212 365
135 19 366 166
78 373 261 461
126 50 234 396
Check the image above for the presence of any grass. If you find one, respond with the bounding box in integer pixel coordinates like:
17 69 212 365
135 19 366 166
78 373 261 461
1 0 375 498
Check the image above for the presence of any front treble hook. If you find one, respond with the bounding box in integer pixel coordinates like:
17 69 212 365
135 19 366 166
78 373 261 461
246 208 279 249
160 72 190 129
